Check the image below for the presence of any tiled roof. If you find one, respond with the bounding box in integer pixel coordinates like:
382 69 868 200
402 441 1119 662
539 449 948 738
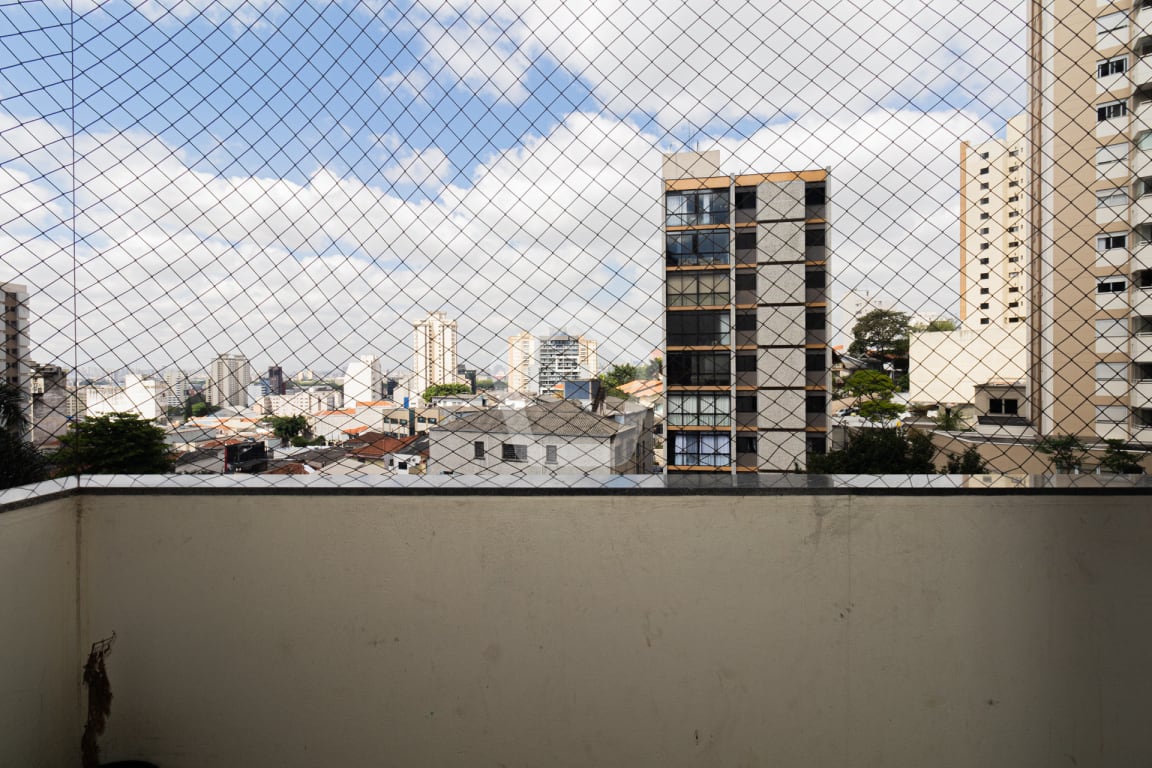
434 400 625 438
350 434 422 459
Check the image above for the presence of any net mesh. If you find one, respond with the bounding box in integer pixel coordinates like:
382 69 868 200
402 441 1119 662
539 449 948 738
0 0 1148 480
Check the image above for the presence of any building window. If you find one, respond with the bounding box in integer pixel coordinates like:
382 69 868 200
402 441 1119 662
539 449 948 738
979 302 990 309
668 394 731 426
806 436 827 455
1097 100 1128 122
1137 408 1152 427
805 393 826 414
667 352 730 386
1096 362 1127 382
1097 143 1127 176
979 197 990 204
1008 316 1021 323
805 311 826 331
805 349 826 371
668 272 729 307
980 182 989 190
805 269 826 290
979 318 990 324
980 212 990 220
979 151 990 159
1008 256 1020 263
1008 195 1019 203
735 354 756 372
1098 232 1127 251
1008 211 1019 218
1095 405 1128 424
1009 149 1021 157
979 227 989 235
1008 301 1020 308
501 443 528 462
735 435 757 454
1097 276 1127 293
1096 188 1128 208
734 272 756 291
473 441 485 459
734 230 756 250
980 258 989 265
666 189 728 226
1008 165 1019 173
671 432 730 467
1008 286 1020 293
735 313 756 331
805 184 826 206
734 186 756 210
980 288 990 295
805 227 826 247
735 395 757 413
1138 130 1152 151
980 272 990 279
1008 180 1019 188
667 311 731 346
1008 225 1019 233
979 243 990 250
979 167 989 175
545 445 558 465
1009 271 1020 278
1096 11 1127 42
989 398 1019 415
1096 318 1128 338
666 230 730 266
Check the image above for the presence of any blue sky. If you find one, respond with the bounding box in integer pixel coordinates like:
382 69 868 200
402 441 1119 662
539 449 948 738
0 0 1029 376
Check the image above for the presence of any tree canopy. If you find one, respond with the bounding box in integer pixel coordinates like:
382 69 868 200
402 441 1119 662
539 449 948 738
54 413 172 475
809 427 936 474
0 382 49 490
267 414 308 444
849 309 911 358
842 370 904 423
1035 434 1085 473
911 318 958 333
422 383 472 402
601 363 640 389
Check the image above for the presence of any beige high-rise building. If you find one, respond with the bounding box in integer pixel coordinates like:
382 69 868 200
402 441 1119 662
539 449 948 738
207 353 253 409
412 311 459 399
2 282 29 390
959 115 1029 328
1029 1 1152 443
662 151 830 472
535 332 599 393
506 331 539 394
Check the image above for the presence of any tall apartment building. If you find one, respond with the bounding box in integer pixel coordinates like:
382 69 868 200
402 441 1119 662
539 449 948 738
1030 1 1152 443
206 353 253 409
959 115 1030 328
536 333 599 393
266 366 286 396
663 151 830 472
344 355 384 404
2 281 29 388
412 311 459 399
507 331 539 394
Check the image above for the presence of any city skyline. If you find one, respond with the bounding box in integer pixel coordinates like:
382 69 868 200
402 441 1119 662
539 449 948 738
2 1 1027 378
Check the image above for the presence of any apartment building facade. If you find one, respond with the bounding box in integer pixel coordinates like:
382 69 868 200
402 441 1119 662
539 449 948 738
2 282 29 392
1030 0 1152 443
506 331 539 394
412 311 459 399
207 353 253 409
663 151 830 472
960 115 1030 328
535 333 599 394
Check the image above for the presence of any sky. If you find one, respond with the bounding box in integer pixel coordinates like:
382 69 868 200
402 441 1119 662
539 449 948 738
0 0 1029 378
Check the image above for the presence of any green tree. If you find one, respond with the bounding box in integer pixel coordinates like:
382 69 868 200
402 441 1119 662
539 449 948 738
1098 440 1145 474
0 381 28 434
942 446 988 474
641 357 663 379
0 382 49 489
267 414 308 445
842 370 904 423
935 406 966 431
911 318 958 333
601 363 640 389
422 383 472 402
290 435 327 448
1035 434 1086 473
54 413 172 475
809 427 936 474
849 309 911 358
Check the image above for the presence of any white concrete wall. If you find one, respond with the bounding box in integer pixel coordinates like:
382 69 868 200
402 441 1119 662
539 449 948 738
70 491 1152 768
909 325 1028 404
0 497 78 766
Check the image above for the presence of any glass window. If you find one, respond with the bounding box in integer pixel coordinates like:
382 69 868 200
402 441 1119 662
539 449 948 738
1137 130 1152 151
667 272 729 306
473 441 485 459
1097 100 1128 122
805 349 826 372
735 395 757 412
806 269 826 289
671 432 730 466
501 443 528 462
805 184 826 206
666 230 729 266
666 352 730 385
735 313 756 331
666 189 729 226
667 311 730 346
1097 232 1127 251
989 398 1019 415
1097 143 1127 176
805 311 826 331
1097 11 1127 39
1097 276 1127 293
804 227 826 247
805 393 826 413
735 354 756 372
736 435 758 454
1095 405 1128 423
1098 56 1128 78
668 394 731 426
1095 318 1128 337
1096 188 1127 207
734 186 756 210
545 445 558 464
1096 362 1127 381
734 272 756 291
734 230 756 250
